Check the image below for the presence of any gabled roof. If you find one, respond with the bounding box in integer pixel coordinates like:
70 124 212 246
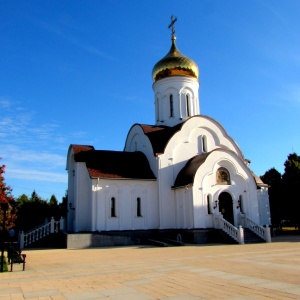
72 145 95 154
253 173 268 188
139 123 184 155
71 145 156 180
173 151 210 188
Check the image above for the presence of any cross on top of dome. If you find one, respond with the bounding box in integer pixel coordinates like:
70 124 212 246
168 16 177 40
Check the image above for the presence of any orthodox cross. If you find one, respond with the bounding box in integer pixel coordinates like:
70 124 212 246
168 15 178 38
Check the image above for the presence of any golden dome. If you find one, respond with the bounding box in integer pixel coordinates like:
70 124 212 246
152 37 199 82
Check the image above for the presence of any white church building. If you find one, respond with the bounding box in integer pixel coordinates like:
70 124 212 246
66 20 271 247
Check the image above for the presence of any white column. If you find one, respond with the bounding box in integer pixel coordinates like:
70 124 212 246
50 217 55 233
238 225 244 244
60 217 65 231
19 231 24 249
265 225 272 242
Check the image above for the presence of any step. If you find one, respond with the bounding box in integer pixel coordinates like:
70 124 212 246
147 239 169 247
244 229 264 244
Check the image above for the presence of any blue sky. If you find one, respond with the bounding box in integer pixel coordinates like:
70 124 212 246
1 1 300 201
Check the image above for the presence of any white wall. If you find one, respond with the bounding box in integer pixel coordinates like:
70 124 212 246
257 187 271 226
74 162 92 232
192 150 261 227
66 149 92 232
91 179 158 231
153 76 199 127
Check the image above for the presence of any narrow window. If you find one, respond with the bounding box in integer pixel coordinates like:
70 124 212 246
137 197 142 217
239 195 244 213
202 135 207 152
207 194 212 214
111 197 116 217
156 97 159 121
186 94 190 117
170 94 174 117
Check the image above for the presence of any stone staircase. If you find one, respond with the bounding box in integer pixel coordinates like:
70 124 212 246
19 217 65 249
211 228 265 244
243 228 264 244
23 232 67 249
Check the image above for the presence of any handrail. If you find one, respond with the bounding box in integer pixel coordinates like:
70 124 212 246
19 217 65 249
241 215 271 242
213 213 244 244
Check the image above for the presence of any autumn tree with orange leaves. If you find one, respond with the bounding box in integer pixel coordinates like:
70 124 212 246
0 159 17 231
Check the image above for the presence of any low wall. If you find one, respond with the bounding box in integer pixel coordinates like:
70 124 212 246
67 229 211 249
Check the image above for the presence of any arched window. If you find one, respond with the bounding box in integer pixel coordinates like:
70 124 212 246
202 135 207 152
186 94 190 117
156 97 159 121
170 94 174 117
111 197 116 217
137 197 142 217
207 194 212 214
216 167 231 185
238 195 244 213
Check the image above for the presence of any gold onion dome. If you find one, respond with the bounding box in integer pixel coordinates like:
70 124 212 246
152 37 199 82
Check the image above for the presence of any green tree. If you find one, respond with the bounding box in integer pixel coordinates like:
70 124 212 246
30 190 43 203
15 190 48 231
61 190 68 215
49 194 58 206
261 168 283 228
282 152 300 227
15 191 64 232
16 194 29 206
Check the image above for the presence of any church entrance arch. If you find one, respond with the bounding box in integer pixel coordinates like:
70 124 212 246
218 192 234 225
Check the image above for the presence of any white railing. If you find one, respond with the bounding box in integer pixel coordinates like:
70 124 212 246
239 214 271 242
19 217 65 249
213 213 244 244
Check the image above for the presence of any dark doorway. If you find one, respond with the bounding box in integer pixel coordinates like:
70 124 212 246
219 192 234 224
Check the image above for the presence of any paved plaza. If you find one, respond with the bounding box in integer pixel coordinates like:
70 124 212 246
1 235 300 300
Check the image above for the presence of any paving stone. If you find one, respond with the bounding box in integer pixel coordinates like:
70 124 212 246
0 288 22 295
23 289 59 299
1 236 300 299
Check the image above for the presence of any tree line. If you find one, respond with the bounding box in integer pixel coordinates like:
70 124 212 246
1 153 300 233
0 158 67 234
14 191 68 232
261 152 300 230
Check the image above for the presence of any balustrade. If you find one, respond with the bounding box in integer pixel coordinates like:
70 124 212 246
19 217 64 249
241 214 271 242
213 214 244 244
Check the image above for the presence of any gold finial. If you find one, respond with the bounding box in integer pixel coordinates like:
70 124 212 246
168 15 177 40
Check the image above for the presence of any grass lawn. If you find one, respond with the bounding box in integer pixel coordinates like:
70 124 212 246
1 257 8 272
275 227 300 235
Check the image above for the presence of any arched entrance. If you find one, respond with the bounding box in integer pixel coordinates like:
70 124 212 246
219 192 234 225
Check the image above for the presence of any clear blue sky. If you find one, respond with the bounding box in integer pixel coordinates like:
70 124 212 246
1 1 300 201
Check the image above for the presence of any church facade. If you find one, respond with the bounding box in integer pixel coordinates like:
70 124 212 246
66 23 271 245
